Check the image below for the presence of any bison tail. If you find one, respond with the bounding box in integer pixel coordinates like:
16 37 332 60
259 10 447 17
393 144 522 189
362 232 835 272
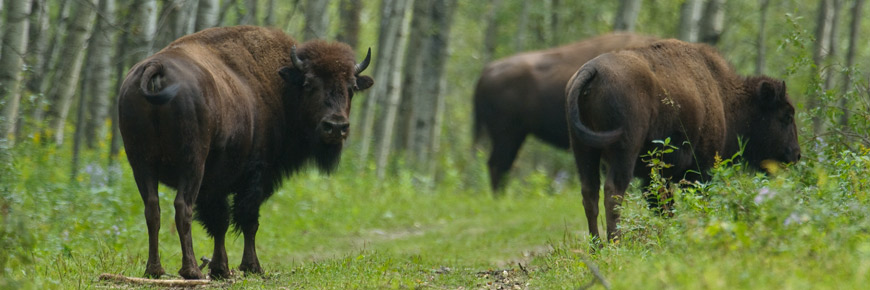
565 66 622 148
139 62 180 105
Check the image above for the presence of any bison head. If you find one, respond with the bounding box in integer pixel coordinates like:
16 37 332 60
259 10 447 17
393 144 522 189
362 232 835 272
278 41 374 172
742 77 801 170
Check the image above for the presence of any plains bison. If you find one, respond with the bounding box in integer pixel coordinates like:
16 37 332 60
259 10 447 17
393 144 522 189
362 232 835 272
118 26 373 279
472 33 657 192
565 39 800 241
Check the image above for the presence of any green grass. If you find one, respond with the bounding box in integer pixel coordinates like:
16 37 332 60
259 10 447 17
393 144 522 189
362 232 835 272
2 138 869 289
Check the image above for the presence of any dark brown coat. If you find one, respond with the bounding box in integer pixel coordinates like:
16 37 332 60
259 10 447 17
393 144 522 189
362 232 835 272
118 26 373 279
565 39 800 241
472 33 657 192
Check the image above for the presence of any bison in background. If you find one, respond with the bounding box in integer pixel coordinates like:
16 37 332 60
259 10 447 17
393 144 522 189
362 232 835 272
565 39 800 242
472 33 657 193
118 26 373 279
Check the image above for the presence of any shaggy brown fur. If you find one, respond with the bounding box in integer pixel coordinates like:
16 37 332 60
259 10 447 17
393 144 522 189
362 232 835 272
472 33 658 193
565 39 800 241
118 26 373 280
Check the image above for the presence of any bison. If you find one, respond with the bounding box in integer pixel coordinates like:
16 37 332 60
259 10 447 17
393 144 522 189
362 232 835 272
118 26 373 279
565 39 800 241
472 33 657 192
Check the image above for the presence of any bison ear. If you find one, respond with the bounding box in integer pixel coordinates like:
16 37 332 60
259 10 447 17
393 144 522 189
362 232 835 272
758 79 786 108
356 76 374 91
278 66 305 87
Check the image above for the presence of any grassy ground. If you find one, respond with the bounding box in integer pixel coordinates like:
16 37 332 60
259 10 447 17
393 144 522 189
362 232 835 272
2 139 869 289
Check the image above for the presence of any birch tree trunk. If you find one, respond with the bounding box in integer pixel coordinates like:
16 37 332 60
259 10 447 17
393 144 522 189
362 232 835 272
823 0 841 92
357 0 411 164
239 0 258 25
373 0 414 179
810 0 834 135
47 0 98 146
839 0 864 128
196 0 219 31
679 0 704 42
481 0 502 63
0 0 33 145
24 0 49 94
336 0 362 48
84 0 116 149
755 0 770 75
699 0 726 45
514 1 530 52
410 0 457 175
613 0 641 32
304 0 332 40
550 0 560 46
264 0 276 26
30 0 70 131
396 0 431 152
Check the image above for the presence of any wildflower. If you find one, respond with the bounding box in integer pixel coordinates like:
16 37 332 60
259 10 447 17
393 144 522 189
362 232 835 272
753 187 776 204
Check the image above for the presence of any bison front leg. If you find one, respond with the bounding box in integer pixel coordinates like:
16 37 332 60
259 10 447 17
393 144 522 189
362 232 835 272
175 173 206 279
132 168 165 278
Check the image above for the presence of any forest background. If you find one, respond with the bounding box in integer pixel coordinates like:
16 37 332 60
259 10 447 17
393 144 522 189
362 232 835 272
1 0 869 288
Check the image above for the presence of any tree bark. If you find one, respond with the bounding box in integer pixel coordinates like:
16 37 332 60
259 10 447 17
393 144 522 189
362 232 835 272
810 0 834 135
699 0 726 45
550 0 560 46
481 0 502 63
239 0 258 25
823 0 841 92
679 0 704 42
840 0 863 128
613 0 641 32
30 0 70 132
0 0 33 145
47 0 98 146
196 0 219 31
357 0 412 164
410 0 457 175
396 0 431 152
336 0 362 48
373 0 414 179
264 0 276 26
514 1 530 52
304 0 331 40
24 0 49 94
755 0 769 75
84 0 116 149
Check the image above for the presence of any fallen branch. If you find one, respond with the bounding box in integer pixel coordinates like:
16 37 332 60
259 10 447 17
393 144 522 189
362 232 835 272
98 273 209 287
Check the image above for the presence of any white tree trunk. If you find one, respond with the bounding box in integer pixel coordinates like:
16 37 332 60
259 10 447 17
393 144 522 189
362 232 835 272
0 0 33 144
481 0 502 63
840 0 865 128
679 0 704 42
699 0 726 45
304 0 332 40
357 0 411 164
810 0 835 135
373 0 414 179
84 0 116 148
755 0 769 75
195 0 219 31
410 0 456 174
48 0 98 145
396 0 431 151
613 0 641 31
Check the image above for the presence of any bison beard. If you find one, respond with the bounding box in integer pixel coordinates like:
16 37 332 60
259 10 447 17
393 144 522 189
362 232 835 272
565 39 801 243
118 26 373 280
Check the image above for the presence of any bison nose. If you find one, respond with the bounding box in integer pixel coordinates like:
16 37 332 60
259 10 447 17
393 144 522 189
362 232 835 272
321 120 350 138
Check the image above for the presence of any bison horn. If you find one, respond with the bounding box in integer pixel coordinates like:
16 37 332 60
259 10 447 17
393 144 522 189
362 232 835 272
291 45 305 70
354 48 372 75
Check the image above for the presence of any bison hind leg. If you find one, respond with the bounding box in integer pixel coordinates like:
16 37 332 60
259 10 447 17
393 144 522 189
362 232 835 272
194 191 232 279
231 169 271 274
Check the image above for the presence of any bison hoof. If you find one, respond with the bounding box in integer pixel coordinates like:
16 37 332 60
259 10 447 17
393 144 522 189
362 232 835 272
239 262 263 274
178 267 205 280
144 264 165 278
209 262 231 280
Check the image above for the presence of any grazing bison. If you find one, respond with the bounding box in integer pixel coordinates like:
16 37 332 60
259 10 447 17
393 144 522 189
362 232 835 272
472 33 657 192
118 26 373 279
565 39 800 241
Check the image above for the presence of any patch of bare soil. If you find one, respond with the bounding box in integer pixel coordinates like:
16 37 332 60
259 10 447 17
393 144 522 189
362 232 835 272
475 264 530 290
